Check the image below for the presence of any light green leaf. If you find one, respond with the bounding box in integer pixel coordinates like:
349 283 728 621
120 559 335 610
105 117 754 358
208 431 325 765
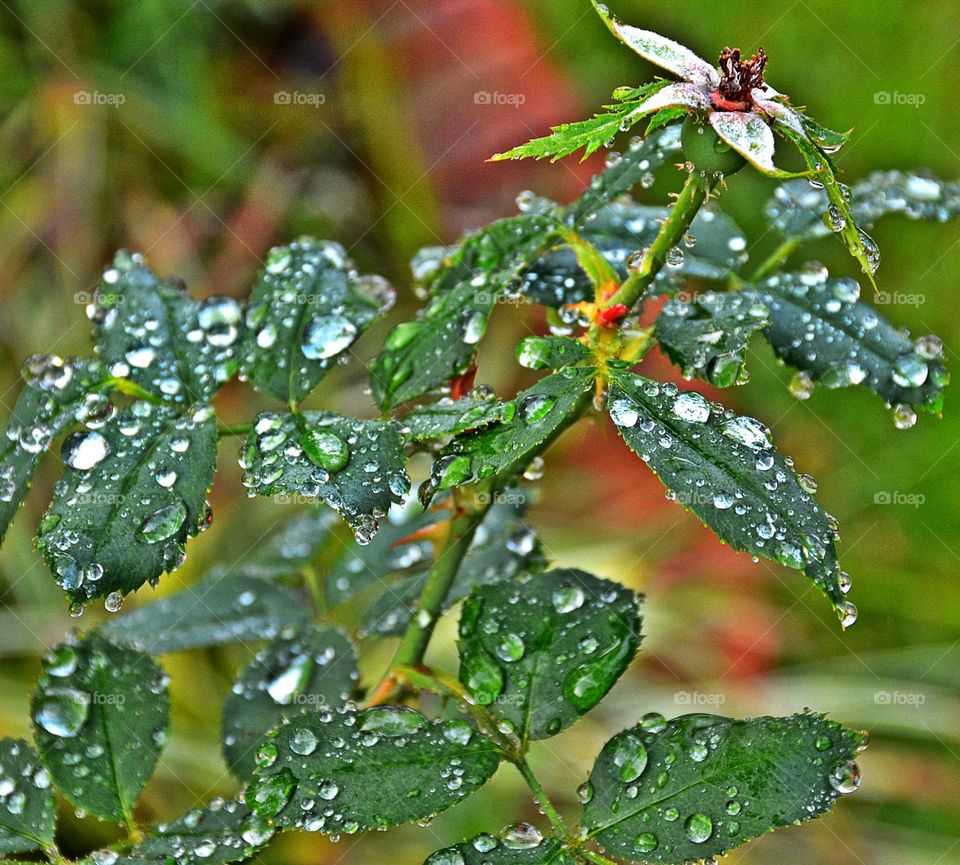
748 269 948 416
431 368 596 492
399 396 509 442
581 712 866 863
371 213 565 409
38 402 218 606
0 738 56 854
425 828 574 864
240 411 408 544
100 572 310 655
458 569 641 743
32 634 169 822
655 291 771 386
0 356 110 543
247 707 501 832
89 251 242 405
516 336 593 372
607 368 853 620
222 625 357 779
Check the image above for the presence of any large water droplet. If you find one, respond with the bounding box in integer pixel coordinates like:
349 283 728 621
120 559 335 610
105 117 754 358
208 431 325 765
61 431 110 471
35 688 89 737
301 315 358 360
684 812 713 843
136 500 188 544
301 429 349 472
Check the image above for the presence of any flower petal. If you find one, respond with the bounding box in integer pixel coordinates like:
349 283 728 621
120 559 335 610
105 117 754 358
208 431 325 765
594 2 719 88
631 82 711 115
752 92 808 139
709 111 778 174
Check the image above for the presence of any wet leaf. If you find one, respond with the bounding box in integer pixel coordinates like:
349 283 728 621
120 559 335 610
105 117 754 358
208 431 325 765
222 624 356 780
100 572 310 655
430 368 596 493
90 251 242 405
0 356 110 543
458 569 641 743
240 239 391 406
748 269 948 415
240 411 408 544
607 369 851 618
655 291 770 386
400 396 509 442
515 336 592 371
0 738 56 854
38 402 218 606
247 707 500 833
581 713 866 863
32 634 169 822
425 828 574 864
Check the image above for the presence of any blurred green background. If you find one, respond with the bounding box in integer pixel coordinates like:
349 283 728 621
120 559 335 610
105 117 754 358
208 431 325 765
0 1 958 863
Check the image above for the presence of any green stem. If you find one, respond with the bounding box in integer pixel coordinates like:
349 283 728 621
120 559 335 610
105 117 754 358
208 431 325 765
302 564 326 614
217 422 253 438
514 756 572 842
577 848 621 865
107 377 165 405
602 170 717 314
391 501 492 669
751 236 800 281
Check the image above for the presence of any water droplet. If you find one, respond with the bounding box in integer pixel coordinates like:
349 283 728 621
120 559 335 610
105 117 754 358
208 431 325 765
892 404 917 430
301 429 349 472
634 832 658 854
518 394 555 423
136 500 188 544
685 812 713 843
501 822 542 850
61 431 110 471
672 392 710 423
494 632 525 662
301 315 358 360
612 734 648 782
34 688 89 737
358 706 426 736
829 759 861 793
552 585 585 614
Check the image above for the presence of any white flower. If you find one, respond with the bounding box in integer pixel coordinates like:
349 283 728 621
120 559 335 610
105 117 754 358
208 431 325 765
594 1 812 175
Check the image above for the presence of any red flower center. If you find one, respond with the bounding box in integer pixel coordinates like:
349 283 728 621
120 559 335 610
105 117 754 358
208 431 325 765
710 47 768 112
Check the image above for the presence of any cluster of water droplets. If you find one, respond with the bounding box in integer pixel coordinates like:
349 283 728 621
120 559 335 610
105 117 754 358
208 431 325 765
425 822 556 864
0 738 53 836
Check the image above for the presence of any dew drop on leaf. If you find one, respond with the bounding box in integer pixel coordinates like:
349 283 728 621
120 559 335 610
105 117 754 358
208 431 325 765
135 500 188 544
34 688 89 738
61 431 110 470
685 812 714 843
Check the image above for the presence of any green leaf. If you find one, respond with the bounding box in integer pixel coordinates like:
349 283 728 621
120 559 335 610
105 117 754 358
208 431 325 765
222 624 357 779
240 411 408 544
748 269 949 416
0 738 56 854
247 707 501 832
239 239 391 405
372 213 565 409
565 233 621 290
580 712 866 863
430 368 596 493
767 170 960 244
38 402 218 606
360 498 545 637
32 634 170 822
133 799 273 865
458 569 641 743
655 291 771 386
490 82 670 162
0 356 110 543
516 336 593 371
521 201 746 308
400 396 509 442
90 251 242 405
425 828 575 864
606 369 853 619
100 572 311 654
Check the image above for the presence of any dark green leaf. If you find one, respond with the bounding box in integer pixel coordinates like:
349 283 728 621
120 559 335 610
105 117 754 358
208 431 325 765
0 356 110 543
581 712 866 864
607 369 853 619
431 368 596 492
360 498 545 637
100 572 310 655
489 82 670 162
32 634 169 821
222 624 357 779
748 269 948 416
247 707 500 832
400 396 509 442
767 170 960 243
458 569 641 743
240 411 408 544
239 239 391 405
134 799 273 865
516 336 593 371
0 738 56 854
38 402 218 606
89 251 242 405
425 828 574 864
371 213 565 409
655 291 771 386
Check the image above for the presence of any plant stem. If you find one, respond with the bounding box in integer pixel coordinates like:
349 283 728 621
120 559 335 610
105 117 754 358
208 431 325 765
390 500 492 670
302 564 326 614
577 847 621 865
602 170 717 314
514 756 571 841
217 422 253 438
751 236 800 281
